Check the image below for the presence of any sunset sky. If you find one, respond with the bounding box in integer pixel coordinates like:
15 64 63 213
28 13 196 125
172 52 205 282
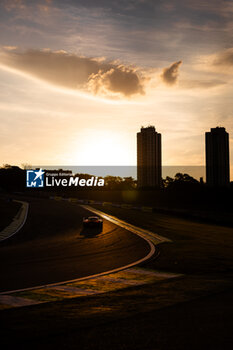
0 0 232 177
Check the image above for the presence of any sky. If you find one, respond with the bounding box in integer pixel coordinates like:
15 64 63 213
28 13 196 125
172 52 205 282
0 0 232 178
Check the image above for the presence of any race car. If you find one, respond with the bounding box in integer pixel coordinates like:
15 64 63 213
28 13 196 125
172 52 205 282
83 216 103 230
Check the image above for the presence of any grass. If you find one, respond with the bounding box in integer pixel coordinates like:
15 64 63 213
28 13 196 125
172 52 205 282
92 204 233 277
0 274 232 349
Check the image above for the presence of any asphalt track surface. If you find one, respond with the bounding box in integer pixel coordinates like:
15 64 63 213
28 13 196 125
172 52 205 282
0 197 151 293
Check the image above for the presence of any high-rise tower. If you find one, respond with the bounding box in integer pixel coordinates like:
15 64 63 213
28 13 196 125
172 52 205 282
137 126 162 187
205 127 230 186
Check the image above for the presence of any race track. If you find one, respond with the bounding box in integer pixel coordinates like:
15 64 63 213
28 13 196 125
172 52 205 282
0 197 151 293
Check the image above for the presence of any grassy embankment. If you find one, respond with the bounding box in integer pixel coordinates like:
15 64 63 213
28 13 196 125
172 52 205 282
92 204 233 277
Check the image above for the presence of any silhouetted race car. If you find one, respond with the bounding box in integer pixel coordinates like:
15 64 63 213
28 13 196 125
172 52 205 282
83 216 103 230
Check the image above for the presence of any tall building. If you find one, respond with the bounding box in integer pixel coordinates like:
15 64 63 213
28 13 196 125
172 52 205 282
205 127 230 186
137 126 162 187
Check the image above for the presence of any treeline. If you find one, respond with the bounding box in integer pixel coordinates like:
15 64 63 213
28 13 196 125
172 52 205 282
0 165 25 192
0 165 233 213
0 165 137 191
0 164 231 192
1 165 232 226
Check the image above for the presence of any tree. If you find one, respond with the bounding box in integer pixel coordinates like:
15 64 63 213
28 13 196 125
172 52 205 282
21 163 32 170
174 173 198 183
122 177 137 190
162 173 199 189
162 176 174 188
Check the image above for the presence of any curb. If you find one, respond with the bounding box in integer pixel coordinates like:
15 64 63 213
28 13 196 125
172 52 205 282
0 200 29 242
81 204 171 245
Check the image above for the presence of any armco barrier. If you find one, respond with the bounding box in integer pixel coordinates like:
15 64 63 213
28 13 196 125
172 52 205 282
142 206 153 212
102 202 112 206
53 196 62 201
121 204 133 209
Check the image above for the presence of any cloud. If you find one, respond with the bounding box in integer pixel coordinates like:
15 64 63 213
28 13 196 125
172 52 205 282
0 49 145 98
179 79 226 89
87 65 145 97
1 0 52 11
213 48 233 67
2 0 25 11
197 48 233 74
161 61 182 85
3 46 18 51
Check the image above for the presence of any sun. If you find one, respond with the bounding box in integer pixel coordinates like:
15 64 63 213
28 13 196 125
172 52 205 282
70 130 134 166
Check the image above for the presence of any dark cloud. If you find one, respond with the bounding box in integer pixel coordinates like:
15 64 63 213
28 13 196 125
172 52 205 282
87 65 145 97
0 0 230 72
2 0 25 11
0 49 145 97
161 61 182 85
213 48 233 67
1 0 52 10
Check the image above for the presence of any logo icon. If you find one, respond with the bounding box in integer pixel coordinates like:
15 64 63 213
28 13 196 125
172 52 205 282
26 169 45 188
